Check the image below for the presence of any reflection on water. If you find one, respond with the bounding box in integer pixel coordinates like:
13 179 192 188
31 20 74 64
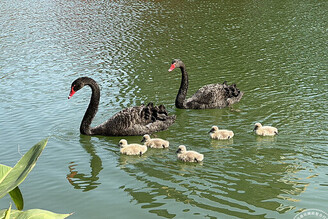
66 136 103 192
118 153 149 167
114 139 308 218
210 139 234 148
255 135 278 145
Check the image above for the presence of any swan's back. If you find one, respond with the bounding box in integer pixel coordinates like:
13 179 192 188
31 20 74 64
185 83 243 109
92 103 176 136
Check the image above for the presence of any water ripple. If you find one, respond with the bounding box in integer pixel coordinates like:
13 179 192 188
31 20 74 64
1 0 327 218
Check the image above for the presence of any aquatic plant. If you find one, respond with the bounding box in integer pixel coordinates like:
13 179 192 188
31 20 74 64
0 139 72 218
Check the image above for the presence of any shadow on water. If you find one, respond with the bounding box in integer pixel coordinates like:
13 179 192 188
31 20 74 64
66 135 103 192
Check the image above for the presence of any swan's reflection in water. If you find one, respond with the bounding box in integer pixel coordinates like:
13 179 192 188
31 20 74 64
118 153 149 167
210 139 234 149
118 147 171 170
64 134 308 217
255 135 278 144
66 136 103 192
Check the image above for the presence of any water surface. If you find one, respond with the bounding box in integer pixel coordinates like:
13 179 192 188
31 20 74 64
0 0 327 218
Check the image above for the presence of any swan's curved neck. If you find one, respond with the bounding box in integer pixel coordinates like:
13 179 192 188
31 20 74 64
176 65 188 108
80 79 100 135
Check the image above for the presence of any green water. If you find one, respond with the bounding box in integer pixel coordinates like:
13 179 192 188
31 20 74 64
0 0 327 218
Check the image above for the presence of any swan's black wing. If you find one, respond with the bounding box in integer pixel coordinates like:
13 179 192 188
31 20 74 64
185 83 243 109
91 103 176 136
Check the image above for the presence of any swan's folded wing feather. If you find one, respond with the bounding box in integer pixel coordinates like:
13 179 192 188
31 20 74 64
93 104 175 136
185 83 243 109
185 84 224 107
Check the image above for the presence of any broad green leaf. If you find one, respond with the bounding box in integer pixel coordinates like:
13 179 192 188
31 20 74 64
0 164 12 183
0 165 24 210
0 138 48 199
9 186 24 210
0 208 72 219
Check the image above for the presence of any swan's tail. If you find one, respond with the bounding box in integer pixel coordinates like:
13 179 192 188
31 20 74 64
144 102 174 121
222 82 244 106
223 83 242 98
143 103 176 131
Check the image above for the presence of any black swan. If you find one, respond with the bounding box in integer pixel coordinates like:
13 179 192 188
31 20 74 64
68 77 176 136
168 59 243 109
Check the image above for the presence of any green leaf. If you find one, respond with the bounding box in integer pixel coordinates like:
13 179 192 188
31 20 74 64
9 187 24 210
0 208 72 219
0 165 12 183
0 138 48 199
0 165 24 210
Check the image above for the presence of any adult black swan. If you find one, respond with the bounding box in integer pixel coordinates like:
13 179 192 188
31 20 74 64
68 77 176 136
168 59 243 109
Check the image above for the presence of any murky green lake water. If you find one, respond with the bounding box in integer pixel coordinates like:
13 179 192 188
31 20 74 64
1 0 327 218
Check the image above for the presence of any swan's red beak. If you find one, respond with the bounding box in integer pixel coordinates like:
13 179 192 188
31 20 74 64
168 64 176 72
68 86 76 99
